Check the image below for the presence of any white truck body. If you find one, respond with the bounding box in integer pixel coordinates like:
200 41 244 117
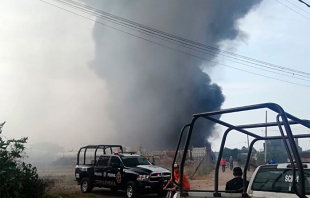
173 163 309 198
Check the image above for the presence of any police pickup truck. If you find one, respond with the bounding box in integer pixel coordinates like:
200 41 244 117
172 163 310 198
75 145 171 198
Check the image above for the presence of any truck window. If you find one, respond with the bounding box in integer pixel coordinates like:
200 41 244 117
95 148 105 159
97 156 109 166
120 156 151 167
251 167 310 194
85 148 96 165
78 148 85 165
110 156 121 166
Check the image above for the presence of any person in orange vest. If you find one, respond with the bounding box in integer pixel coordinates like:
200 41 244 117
163 164 190 197
220 158 226 172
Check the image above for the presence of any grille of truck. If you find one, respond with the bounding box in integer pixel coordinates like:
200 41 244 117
149 172 171 182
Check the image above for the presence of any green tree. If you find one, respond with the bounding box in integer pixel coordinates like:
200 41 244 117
222 146 257 160
0 122 53 198
256 148 288 165
222 147 241 159
240 146 257 154
241 146 248 151
222 147 233 158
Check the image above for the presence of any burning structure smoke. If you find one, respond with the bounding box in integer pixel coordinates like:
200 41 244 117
85 0 262 150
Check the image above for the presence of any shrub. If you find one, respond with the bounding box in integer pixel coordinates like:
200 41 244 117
0 122 54 198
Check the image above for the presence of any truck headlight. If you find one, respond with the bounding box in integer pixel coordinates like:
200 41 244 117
137 175 149 181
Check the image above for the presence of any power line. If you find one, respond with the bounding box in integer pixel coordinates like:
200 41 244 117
268 129 310 132
40 0 310 88
285 0 310 15
49 0 310 83
38 0 310 88
53 0 310 79
51 0 310 81
275 0 310 20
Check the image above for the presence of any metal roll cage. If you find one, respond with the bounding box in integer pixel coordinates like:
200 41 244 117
77 145 123 165
171 103 310 198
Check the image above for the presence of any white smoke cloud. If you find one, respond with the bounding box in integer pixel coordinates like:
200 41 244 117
0 0 117 151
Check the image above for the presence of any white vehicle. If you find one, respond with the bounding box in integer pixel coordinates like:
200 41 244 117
173 163 310 198
246 163 310 198
170 103 310 198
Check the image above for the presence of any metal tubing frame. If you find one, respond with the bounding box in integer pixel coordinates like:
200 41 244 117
214 128 308 195
172 124 190 186
208 119 302 193
214 128 231 193
180 117 199 193
276 106 306 196
176 103 310 198
77 145 123 165
243 138 257 195
243 134 310 195
277 115 299 196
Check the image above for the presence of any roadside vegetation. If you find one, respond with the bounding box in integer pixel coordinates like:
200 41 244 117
0 122 55 198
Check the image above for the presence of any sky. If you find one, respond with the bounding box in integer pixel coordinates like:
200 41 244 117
208 0 310 151
0 0 309 155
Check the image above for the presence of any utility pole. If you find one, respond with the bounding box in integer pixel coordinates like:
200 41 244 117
247 135 250 171
247 135 250 149
264 111 268 163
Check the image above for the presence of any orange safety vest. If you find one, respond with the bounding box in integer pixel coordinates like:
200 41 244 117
169 172 190 190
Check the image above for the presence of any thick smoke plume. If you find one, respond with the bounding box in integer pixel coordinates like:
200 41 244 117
85 0 262 150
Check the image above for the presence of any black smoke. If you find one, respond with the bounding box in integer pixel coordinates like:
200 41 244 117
84 0 262 150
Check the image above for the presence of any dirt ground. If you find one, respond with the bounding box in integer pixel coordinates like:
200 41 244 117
39 165 254 198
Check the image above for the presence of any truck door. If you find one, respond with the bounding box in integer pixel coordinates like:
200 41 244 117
94 156 109 187
107 156 124 188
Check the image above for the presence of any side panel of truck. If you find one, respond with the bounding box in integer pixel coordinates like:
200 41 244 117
173 192 244 198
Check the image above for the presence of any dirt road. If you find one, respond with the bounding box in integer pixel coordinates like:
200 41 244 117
191 168 253 190
40 166 254 198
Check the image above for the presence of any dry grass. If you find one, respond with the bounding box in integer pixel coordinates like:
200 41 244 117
41 159 218 197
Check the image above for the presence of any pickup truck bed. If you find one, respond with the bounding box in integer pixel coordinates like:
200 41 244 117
173 163 310 198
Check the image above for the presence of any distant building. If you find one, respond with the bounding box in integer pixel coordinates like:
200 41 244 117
191 147 206 159
286 152 310 162
299 152 310 162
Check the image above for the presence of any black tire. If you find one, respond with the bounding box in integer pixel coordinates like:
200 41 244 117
80 177 92 193
125 181 138 198
110 187 118 192
157 191 168 197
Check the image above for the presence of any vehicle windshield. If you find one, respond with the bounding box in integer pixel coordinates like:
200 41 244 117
120 156 151 167
251 167 310 194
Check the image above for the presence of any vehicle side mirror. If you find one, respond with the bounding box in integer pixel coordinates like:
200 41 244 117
151 162 155 165
112 163 121 168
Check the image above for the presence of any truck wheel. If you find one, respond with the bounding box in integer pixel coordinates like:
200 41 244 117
125 182 138 198
80 177 92 193
157 191 168 197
